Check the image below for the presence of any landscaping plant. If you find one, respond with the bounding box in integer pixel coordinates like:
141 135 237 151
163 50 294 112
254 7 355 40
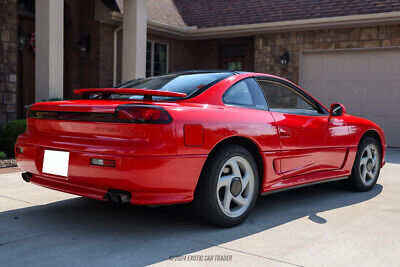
1 119 27 157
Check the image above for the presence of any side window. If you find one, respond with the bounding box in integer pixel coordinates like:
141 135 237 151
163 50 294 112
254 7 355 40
222 78 268 109
257 80 320 115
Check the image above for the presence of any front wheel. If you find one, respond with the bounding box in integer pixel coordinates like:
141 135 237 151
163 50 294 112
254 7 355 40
194 145 259 227
343 137 381 191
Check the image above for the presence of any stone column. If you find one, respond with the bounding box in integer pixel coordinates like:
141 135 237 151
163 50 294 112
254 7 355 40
0 0 18 126
122 0 147 82
35 0 64 102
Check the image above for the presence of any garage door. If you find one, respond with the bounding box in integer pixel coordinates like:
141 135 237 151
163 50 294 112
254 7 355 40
300 48 400 147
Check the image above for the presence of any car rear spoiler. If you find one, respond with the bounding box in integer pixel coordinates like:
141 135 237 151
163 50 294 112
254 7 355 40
73 88 187 98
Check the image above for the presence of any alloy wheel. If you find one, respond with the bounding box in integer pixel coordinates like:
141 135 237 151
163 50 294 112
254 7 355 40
359 143 379 186
216 156 255 218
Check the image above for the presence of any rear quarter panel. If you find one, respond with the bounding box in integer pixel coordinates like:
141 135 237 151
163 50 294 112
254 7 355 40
167 104 281 155
164 103 283 187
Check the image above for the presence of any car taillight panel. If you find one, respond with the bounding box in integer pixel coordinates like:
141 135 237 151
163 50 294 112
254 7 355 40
115 104 172 124
26 104 172 124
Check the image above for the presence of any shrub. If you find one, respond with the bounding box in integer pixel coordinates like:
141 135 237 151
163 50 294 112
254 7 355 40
1 119 27 157
0 151 6 158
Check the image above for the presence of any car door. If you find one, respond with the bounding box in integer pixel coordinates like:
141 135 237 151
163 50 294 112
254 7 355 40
221 78 283 184
256 77 350 178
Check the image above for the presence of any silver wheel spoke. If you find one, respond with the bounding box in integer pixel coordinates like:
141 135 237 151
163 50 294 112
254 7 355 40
232 195 247 207
241 172 250 191
223 190 232 213
218 174 234 190
360 157 368 166
372 157 378 168
366 146 373 159
361 166 367 183
230 160 242 178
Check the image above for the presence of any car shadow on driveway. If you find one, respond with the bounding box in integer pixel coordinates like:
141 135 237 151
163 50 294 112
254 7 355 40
0 181 382 266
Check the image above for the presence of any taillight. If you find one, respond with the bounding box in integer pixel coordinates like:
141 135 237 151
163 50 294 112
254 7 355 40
115 104 172 124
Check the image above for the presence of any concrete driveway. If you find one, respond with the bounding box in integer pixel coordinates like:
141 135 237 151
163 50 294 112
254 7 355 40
1 149 399 266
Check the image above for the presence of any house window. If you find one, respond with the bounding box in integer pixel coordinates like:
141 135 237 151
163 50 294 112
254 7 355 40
146 41 168 77
226 61 243 71
219 45 246 71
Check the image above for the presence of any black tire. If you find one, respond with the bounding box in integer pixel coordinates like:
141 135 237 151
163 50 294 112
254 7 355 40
194 145 259 227
342 137 381 191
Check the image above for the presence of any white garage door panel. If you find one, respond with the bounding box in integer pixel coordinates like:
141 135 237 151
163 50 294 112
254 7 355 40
300 49 400 147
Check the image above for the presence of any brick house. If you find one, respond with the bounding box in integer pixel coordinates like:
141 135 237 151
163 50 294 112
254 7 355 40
1 0 400 146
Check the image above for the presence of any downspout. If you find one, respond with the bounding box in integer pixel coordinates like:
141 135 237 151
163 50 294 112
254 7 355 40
113 26 123 87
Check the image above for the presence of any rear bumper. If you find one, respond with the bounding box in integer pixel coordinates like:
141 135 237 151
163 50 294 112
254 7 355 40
16 141 206 205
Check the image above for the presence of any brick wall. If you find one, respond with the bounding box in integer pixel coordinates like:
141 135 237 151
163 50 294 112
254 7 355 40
65 0 116 96
254 25 400 84
64 0 81 99
77 0 100 90
194 37 254 71
98 22 115 88
0 0 17 129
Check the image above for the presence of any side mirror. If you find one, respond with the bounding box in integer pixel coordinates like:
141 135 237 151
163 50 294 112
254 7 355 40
329 103 346 119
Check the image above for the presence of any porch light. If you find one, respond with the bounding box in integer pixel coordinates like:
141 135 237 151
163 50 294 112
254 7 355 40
280 51 290 70
17 34 26 51
78 35 91 59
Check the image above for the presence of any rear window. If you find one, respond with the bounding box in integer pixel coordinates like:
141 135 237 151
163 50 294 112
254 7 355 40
113 72 234 100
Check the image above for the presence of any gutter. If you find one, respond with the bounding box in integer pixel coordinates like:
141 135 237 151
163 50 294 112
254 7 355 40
110 11 400 40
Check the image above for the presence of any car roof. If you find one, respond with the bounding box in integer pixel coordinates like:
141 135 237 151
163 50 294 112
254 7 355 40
165 70 240 75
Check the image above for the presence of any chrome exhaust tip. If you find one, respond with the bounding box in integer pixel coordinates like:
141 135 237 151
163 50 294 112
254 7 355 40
116 192 131 204
104 190 131 204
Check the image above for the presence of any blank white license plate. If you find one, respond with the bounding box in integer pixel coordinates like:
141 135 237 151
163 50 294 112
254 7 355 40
42 150 70 177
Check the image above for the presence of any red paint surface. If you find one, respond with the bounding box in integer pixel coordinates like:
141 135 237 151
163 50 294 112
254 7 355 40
16 73 386 205
184 124 204 146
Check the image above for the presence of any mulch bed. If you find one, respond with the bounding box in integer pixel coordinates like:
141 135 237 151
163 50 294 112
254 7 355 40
0 158 17 168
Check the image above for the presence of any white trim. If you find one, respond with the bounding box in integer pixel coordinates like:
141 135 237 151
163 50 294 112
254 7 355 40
111 11 400 40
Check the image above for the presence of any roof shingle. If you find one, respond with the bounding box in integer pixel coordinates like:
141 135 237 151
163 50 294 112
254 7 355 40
115 0 400 29
173 0 400 28
116 0 188 28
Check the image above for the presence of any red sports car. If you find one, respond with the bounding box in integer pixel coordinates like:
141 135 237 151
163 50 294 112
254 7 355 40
16 71 386 227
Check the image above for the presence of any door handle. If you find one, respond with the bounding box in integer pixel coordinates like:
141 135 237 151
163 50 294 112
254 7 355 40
279 127 291 138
